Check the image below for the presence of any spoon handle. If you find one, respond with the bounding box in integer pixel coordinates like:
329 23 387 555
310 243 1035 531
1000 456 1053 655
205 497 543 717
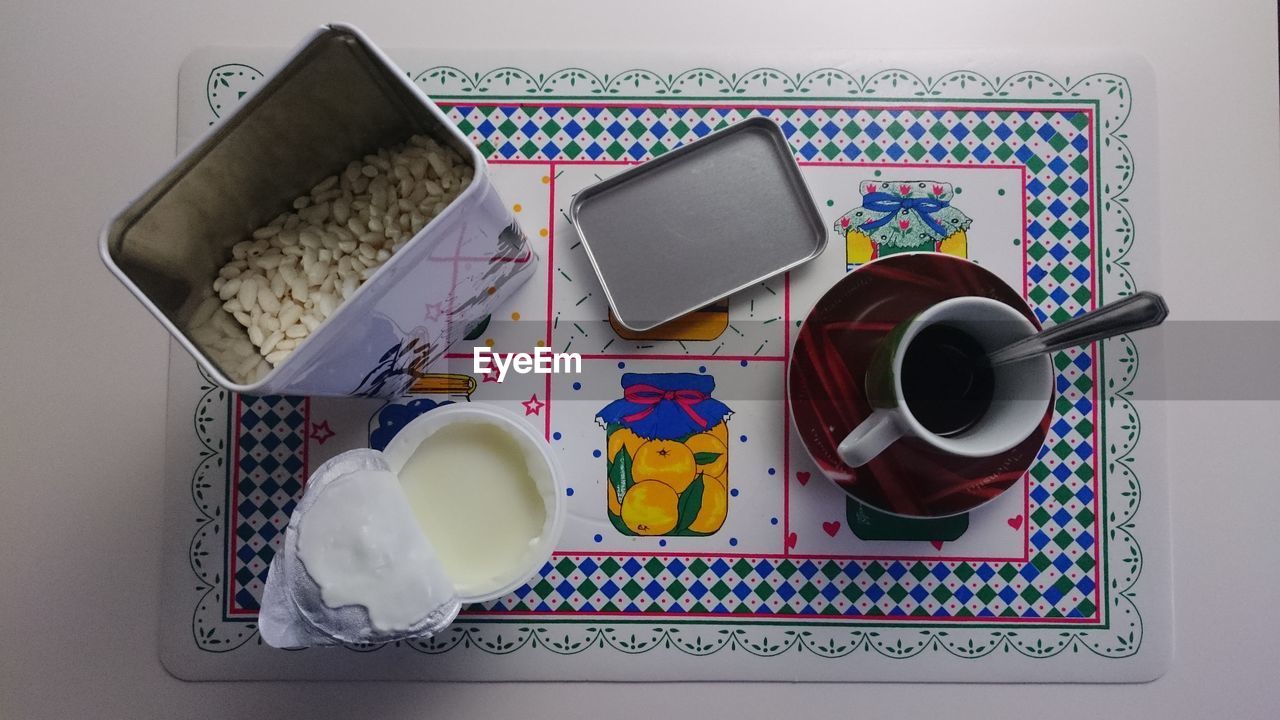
987 291 1169 367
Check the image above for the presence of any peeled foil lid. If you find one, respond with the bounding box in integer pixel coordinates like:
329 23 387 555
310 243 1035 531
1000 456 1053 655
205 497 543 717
259 449 461 648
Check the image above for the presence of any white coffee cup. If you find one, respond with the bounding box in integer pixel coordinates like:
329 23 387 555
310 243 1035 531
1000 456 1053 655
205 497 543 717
837 296 1053 467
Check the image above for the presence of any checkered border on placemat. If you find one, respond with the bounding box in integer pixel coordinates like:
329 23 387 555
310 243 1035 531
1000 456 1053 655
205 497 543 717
225 395 308 616
449 103 1097 321
222 101 1101 622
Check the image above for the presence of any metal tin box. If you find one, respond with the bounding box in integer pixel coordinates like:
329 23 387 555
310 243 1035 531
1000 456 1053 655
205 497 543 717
569 117 825 332
100 24 535 397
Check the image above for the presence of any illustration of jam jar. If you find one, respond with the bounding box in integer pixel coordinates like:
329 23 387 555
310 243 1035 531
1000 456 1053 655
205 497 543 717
836 180 972 267
596 373 733 536
607 302 729 342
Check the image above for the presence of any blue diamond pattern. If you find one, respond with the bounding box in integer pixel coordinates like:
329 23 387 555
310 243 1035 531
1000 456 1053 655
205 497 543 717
228 397 306 614
216 101 1107 622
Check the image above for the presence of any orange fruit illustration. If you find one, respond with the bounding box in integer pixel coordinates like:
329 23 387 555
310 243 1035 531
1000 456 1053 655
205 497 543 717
620 481 680 535
683 432 727 478
706 421 729 448
632 440 698 493
687 473 728 534
607 427 647 465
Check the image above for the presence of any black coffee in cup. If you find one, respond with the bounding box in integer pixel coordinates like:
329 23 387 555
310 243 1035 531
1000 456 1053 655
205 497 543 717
900 324 994 436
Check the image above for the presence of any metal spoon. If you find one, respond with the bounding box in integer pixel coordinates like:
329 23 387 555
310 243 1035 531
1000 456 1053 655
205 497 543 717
986 291 1169 367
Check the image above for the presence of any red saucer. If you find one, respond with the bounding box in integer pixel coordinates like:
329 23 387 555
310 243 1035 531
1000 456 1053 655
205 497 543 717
789 253 1051 518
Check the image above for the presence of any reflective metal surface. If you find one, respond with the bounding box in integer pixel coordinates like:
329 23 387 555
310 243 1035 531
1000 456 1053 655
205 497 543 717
570 117 826 331
100 24 535 396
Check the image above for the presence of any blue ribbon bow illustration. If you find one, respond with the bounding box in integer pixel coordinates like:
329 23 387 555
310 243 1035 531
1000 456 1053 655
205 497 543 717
858 191 950 236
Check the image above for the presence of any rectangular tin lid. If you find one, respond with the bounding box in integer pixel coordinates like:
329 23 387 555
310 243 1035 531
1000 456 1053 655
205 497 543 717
569 117 826 332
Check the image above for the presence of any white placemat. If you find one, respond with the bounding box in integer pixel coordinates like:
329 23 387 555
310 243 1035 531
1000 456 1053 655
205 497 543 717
160 47 1169 681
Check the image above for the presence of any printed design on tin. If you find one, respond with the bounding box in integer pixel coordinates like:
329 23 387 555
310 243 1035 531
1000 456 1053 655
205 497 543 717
597 373 734 537
354 336 434 397
185 63 1145 661
835 180 972 268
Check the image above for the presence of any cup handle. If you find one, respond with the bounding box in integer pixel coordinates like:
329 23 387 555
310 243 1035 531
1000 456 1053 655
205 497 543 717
837 410 902 467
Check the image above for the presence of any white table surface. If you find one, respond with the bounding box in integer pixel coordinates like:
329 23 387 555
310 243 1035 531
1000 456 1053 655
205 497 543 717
2 1 1278 717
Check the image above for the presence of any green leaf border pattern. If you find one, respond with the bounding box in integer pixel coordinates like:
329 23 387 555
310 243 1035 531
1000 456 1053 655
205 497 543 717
188 367 258 651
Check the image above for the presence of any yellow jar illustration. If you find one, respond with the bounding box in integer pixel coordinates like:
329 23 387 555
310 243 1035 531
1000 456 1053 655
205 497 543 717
407 372 477 399
597 373 733 536
836 181 971 269
607 302 729 342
